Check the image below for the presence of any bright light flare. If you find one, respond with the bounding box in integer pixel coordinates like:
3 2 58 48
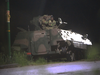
59 29 92 45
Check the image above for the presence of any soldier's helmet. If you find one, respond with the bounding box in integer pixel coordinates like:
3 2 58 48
43 15 48 19
50 15 53 18
50 15 54 20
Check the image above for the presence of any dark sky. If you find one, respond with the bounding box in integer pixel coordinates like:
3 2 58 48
0 0 100 44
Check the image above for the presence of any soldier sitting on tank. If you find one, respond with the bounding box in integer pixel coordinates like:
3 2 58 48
39 15 56 30
40 15 48 30
47 15 56 30
39 15 52 30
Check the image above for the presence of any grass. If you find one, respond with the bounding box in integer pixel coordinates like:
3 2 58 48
0 53 6 65
74 69 100 75
0 51 58 66
86 44 100 61
0 50 67 67
92 69 100 75
0 51 30 66
12 51 30 66
0 43 100 67
32 57 48 65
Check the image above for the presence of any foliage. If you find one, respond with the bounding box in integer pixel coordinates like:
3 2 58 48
0 51 29 66
0 53 6 65
86 44 100 61
12 51 29 66
34 57 47 65
0 51 49 66
93 69 100 75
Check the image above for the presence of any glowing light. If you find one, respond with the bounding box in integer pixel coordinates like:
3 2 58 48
59 29 92 45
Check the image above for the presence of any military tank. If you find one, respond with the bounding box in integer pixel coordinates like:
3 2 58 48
12 16 92 61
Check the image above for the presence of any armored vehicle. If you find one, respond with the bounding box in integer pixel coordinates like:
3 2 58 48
12 17 92 61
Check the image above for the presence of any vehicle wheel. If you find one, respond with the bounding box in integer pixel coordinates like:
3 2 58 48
44 55 50 62
77 49 84 60
66 51 71 62
74 49 81 60
80 50 86 59
67 54 71 61
66 51 75 62
70 52 75 61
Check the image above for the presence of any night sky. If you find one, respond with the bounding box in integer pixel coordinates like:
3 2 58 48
0 0 100 45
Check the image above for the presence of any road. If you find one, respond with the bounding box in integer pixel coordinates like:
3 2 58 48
0 61 100 75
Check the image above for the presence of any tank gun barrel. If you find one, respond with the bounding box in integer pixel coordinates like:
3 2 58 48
17 27 27 32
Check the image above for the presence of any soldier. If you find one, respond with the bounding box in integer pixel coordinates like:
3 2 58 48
39 15 56 30
39 15 50 30
39 15 47 24
48 15 56 29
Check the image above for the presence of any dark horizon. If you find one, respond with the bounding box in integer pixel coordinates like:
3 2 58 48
0 0 100 44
